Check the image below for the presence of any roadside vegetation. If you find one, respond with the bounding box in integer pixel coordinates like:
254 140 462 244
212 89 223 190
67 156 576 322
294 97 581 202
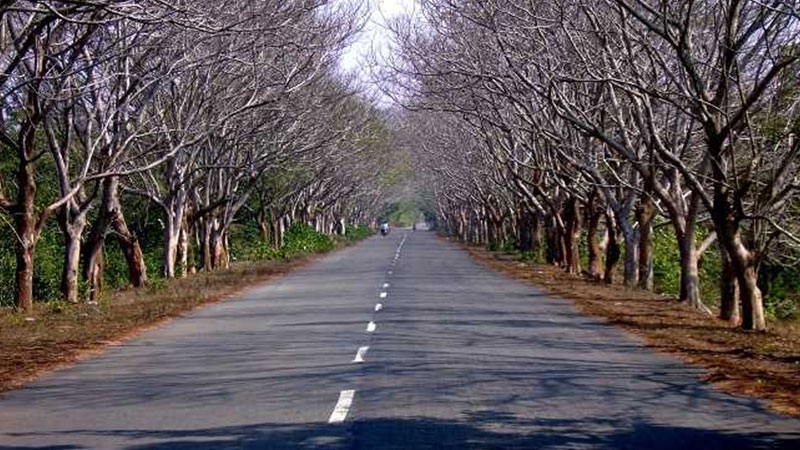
0 1 402 314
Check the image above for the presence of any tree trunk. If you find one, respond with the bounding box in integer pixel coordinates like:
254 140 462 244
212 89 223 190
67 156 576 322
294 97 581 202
719 246 740 324
199 218 212 271
546 213 561 265
14 156 37 314
586 193 602 280
60 218 87 304
15 228 36 315
712 190 766 331
84 177 147 299
211 225 230 270
637 196 655 290
564 197 581 274
739 264 765 331
163 215 179 278
518 208 534 252
176 215 189 278
532 213 542 257
618 219 639 288
677 233 702 308
604 213 620 284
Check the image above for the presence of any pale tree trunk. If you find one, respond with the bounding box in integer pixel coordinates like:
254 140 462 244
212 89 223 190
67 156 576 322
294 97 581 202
210 223 230 270
532 213 542 256
176 216 189 278
458 208 467 241
677 234 702 308
585 193 602 280
564 197 581 274
84 177 147 301
163 214 179 278
59 217 87 304
636 195 655 290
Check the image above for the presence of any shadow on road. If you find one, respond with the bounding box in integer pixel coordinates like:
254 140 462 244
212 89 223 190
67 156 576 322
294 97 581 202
2 415 799 450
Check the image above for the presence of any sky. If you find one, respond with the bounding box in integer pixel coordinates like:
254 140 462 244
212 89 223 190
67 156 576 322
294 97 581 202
339 0 418 105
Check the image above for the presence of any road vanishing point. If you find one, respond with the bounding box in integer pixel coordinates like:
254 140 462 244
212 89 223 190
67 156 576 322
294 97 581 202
1 232 799 449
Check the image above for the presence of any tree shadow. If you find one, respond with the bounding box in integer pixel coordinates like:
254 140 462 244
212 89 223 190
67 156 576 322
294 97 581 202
3 415 799 450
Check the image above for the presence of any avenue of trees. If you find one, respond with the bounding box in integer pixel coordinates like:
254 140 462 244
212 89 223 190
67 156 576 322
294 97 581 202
385 0 800 331
0 1 397 314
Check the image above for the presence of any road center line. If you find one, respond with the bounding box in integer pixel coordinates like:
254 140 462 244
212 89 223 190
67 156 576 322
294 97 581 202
380 292 387 298
353 346 369 363
328 390 355 424
375 303 383 312
383 283 390 288
366 321 377 333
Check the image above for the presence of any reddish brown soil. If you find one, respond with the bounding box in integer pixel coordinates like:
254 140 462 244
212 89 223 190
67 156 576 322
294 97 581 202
462 242 800 417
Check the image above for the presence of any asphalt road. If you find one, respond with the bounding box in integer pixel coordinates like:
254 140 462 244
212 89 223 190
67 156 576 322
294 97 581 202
1 231 798 449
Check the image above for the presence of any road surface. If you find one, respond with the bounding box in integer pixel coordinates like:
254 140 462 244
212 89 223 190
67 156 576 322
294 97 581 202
1 231 798 449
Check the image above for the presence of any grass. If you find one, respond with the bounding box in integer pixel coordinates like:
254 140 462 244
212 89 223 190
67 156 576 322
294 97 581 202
0 237 363 394
458 239 800 417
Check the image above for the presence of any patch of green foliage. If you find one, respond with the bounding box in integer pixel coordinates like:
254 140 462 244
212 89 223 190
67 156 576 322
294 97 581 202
381 199 418 227
652 227 721 305
761 262 800 320
344 224 372 241
282 223 335 257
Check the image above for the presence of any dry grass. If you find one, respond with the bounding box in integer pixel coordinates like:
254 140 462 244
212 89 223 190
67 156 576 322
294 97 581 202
0 251 325 394
458 240 800 417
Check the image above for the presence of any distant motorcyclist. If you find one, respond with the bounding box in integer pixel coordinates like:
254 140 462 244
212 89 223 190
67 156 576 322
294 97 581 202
380 222 390 236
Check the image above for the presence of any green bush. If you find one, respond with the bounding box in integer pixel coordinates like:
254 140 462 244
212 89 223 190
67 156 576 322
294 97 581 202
344 224 372 241
282 223 335 257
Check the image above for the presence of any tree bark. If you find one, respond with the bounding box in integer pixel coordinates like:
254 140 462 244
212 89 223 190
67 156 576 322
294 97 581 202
564 196 581 274
14 152 37 314
518 208 534 252
586 193 602 280
84 177 147 300
604 213 620 284
719 245 741 324
163 214 179 278
712 189 766 331
636 195 655 290
677 233 702 308
618 219 639 288
59 217 87 304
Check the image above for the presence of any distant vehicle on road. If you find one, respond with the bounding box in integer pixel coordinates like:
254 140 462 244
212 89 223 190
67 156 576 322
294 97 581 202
380 222 390 236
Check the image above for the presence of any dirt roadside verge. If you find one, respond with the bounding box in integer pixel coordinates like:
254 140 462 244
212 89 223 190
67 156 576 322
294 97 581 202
457 240 800 417
0 240 363 395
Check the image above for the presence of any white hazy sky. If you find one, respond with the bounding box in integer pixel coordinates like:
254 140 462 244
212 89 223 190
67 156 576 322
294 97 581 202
339 0 418 103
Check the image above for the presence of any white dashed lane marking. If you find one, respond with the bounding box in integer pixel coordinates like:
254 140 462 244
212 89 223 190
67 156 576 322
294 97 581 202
375 303 383 312
353 346 369 363
366 321 377 333
328 390 355 424
379 292 387 299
